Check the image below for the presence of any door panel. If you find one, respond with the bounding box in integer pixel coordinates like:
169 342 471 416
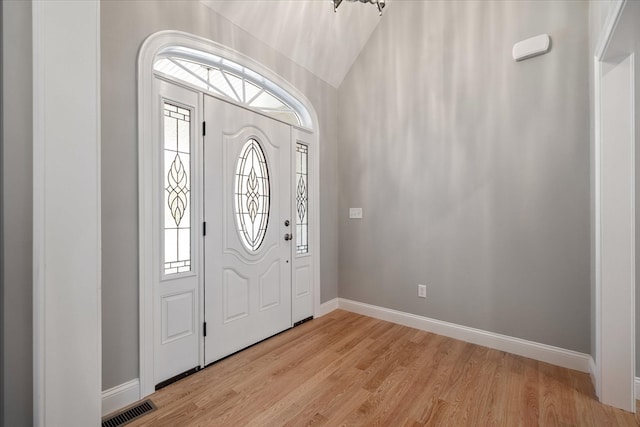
204 96 292 364
259 261 281 310
162 291 194 343
295 265 311 298
223 269 250 322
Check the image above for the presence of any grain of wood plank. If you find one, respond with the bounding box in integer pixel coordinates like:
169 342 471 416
127 310 640 426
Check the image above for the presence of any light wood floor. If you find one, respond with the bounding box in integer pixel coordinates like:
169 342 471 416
128 310 640 426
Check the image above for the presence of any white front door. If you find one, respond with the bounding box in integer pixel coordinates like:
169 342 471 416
204 95 292 364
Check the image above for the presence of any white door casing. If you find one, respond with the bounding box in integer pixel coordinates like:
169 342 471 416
138 31 320 399
204 96 292 364
597 54 635 410
593 0 638 412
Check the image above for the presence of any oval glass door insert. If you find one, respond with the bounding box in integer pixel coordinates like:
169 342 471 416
234 138 271 252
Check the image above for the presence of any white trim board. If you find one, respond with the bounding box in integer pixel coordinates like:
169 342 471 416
315 298 339 317
336 298 591 373
589 356 598 394
593 0 639 412
102 298 596 416
102 379 140 417
33 1 102 425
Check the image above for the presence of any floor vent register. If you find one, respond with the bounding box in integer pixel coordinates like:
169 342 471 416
102 399 157 427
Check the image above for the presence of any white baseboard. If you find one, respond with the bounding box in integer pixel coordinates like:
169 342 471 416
102 378 140 417
589 357 599 396
100 300 599 418
338 298 592 373
315 298 339 317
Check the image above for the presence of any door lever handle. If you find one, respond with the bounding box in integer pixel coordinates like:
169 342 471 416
284 233 292 241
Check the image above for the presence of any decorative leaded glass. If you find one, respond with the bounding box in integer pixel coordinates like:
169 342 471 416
295 143 308 254
163 102 191 275
235 139 270 252
154 56 302 126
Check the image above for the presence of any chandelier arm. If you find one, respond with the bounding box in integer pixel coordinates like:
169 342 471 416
333 0 385 15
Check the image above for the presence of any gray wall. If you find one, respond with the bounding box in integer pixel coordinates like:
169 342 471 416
637 36 640 380
2 0 33 425
1 0 4 422
338 0 591 352
101 0 339 390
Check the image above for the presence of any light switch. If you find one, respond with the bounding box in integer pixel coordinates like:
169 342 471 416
349 208 363 219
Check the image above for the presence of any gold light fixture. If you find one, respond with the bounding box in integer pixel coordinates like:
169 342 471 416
333 0 386 16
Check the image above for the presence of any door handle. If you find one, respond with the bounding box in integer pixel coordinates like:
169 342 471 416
284 233 292 241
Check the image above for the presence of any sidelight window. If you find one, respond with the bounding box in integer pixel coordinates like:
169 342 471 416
163 101 192 275
295 143 308 255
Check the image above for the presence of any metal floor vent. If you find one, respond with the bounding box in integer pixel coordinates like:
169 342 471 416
102 399 156 427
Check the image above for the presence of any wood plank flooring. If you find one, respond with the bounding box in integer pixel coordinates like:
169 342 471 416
127 310 640 426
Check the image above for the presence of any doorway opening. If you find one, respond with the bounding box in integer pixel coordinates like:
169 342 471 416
138 31 320 398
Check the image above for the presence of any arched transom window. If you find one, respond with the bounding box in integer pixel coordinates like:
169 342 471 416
154 47 311 128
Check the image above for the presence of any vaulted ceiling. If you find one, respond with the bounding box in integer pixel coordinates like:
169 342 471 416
201 0 389 88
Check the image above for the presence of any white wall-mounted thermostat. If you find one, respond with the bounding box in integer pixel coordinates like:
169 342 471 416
512 34 551 62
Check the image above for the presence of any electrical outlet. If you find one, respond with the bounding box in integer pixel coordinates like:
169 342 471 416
418 284 427 298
